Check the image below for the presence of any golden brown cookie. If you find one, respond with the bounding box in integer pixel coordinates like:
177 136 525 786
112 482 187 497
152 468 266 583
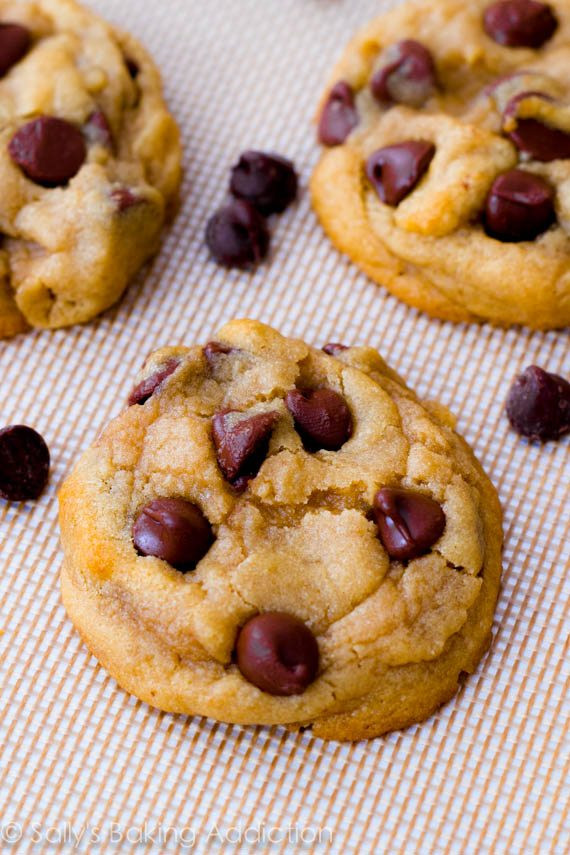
59 320 502 741
0 0 181 337
311 0 570 329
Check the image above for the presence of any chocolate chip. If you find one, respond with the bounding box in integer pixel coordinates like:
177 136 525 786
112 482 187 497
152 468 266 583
9 116 86 187
483 0 557 48
132 497 214 571
128 358 180 406
484 169 555 242
111 187 142 212
503 92 570 162
373 487 446 561
212 410 278 487
371 40 437 108
0 23 31 77
235 612 319 696
205 199 269 268
125 57 139 78
0 425 50 502
203 341 232 367
285 388 352 452
322 342 348 356
366 140 435 207
318 81 359 146
506 365 570 441
84 110 114 149
230 151 298 215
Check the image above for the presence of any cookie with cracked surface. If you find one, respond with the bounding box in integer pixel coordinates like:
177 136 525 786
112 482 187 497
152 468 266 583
311 0 570 329
0 0 181 337
59 320 503 741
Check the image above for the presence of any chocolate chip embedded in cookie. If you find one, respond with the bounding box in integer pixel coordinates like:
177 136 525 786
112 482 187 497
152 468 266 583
484 169 555 242
483 0 558 48
311 0 570 329
59 320 503 741
133 498 214 572
0 0 181 337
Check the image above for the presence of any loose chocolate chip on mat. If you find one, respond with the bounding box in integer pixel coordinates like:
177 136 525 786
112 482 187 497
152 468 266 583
483 0 557 48
203 341 232 366
366 140 435 207
212 411 279 487
0 425 50 502
0 23 31 78
230 151 298 215
206 199 269 268
371 40 437 108
133 497 214 572
322 342 348 356
484 169 555 242
506 365 570 441
128 358 180 406
374 487 446 561
503 93 570 162
318 81 359 146
9 116 86 187
236 612 319 696
286 388 352 452
84 110 114 149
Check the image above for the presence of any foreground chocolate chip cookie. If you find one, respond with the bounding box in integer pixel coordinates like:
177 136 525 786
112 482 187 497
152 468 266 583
311 0 570 329
0 0 181 338
59 320 502 740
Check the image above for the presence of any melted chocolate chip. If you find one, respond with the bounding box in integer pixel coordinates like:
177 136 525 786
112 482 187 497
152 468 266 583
230 151 298 215
318 81 359 146
85 110 114 149
128 358 180 406
0 23 31 77
506 365 570 440
0 425 50 502
503 92 570 161
371 40 437 108
203 341 232 367
9 117 86 187
212 410 278 487
205 199 269 268
366 140 435 206
484 169 555 242
132 497 213 571
322 342 348 356
236 612 319 696
373 487 446 561
483 0 558 48
285 388 352 452
111 187 142 212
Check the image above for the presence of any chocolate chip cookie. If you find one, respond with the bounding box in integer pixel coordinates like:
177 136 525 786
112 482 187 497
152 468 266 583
311 0 570 329
59 320 502 740
0 0 181 338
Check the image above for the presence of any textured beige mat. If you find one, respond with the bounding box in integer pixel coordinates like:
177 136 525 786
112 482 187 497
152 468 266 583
0 1 568 852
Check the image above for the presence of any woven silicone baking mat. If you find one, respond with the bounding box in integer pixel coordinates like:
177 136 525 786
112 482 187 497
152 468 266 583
1 0 568 852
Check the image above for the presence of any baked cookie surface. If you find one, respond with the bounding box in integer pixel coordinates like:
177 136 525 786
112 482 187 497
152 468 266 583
0 0 181 337
311 0 570 329
59 320 502 741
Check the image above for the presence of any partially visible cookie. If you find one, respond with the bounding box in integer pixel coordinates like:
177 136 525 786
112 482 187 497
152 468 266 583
311 0 570 329
0 0 181 337
59 320 503 741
